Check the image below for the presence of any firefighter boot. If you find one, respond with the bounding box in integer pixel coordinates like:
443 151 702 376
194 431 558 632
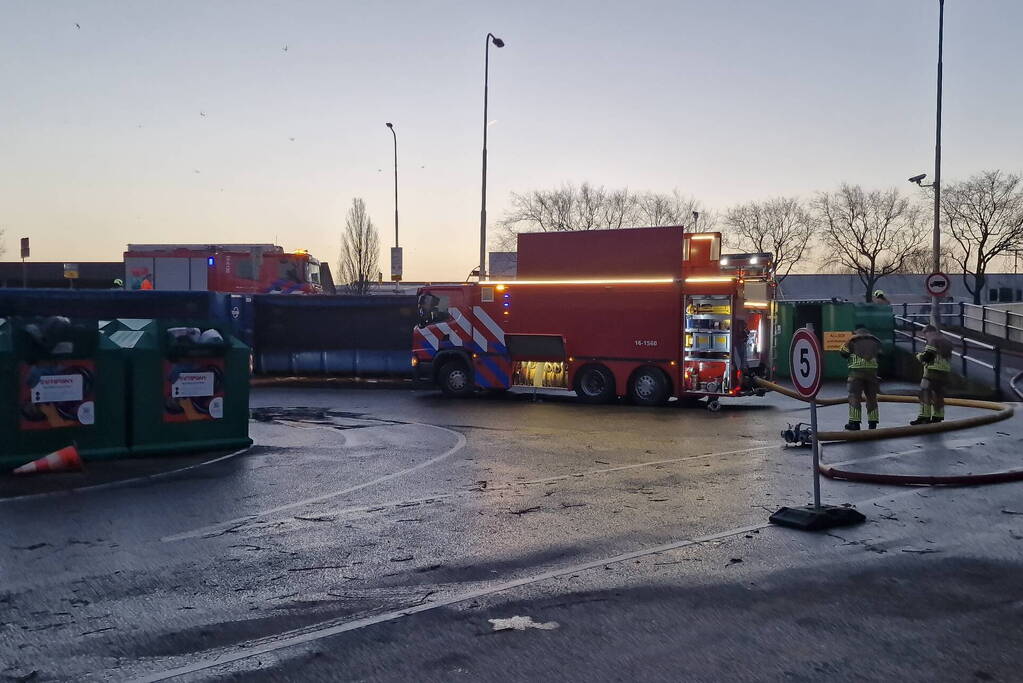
910 405 932 426
868 409 879 430
844 421 861 431
868 421 878 430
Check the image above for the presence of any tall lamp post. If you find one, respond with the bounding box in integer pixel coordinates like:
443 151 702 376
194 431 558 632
910 0 944 325
385 122 401 282
479 32 505 281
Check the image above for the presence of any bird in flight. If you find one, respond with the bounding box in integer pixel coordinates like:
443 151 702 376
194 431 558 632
282 45 289 52
289 137 296 142
74 23 80 29
200 111 207 117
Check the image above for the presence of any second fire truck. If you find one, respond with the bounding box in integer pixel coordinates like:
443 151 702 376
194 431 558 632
412 226 776 409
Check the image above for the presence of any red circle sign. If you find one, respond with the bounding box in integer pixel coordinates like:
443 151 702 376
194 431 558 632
790 328 822 398
926 272 950 297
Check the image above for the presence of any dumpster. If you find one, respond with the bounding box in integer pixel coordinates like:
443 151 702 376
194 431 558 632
104 319 252 456
1 316 128 471
775 301 894 380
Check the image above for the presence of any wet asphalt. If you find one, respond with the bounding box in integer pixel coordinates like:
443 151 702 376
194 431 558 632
2 385 1022 682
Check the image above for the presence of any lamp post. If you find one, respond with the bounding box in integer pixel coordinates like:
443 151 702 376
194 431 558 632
479 32 505 281
385 122 401 282
931 0 944 324
910 1 944 325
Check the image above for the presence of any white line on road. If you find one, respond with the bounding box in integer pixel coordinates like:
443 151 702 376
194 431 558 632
161 424 466 543
131 486 926 683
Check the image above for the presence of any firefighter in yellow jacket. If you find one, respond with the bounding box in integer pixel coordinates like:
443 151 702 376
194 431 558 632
839 326 882 430
911 325 953 424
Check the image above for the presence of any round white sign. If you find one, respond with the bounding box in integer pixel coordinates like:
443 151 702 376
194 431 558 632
790 328 823 398
926 272 950 297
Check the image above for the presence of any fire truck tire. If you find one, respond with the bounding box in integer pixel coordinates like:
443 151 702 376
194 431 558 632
574 365 616 404
629 366 670 406
438 360 475 398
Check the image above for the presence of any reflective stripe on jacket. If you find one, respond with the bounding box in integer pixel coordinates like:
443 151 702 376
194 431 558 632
839 333 881 371
917 344 951 374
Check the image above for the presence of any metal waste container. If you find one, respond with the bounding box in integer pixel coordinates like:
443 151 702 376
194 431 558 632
1 316 128 471
105 319 252 456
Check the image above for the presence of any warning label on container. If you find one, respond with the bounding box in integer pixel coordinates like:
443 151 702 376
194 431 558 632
19 361 96 431
164 359 224 423
823 331 854 351
171 372 215 398
31 374 84 404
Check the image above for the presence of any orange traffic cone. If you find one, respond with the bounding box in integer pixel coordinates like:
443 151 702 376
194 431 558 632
13 445 83 475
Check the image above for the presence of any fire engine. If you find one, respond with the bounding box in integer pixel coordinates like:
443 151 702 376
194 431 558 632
412 226 775 409
123 244 324 294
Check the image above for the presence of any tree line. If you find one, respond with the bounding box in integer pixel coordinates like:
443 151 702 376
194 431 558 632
497 171 1023 304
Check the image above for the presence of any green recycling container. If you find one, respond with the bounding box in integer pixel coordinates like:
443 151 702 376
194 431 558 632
104 319 252 456
775 302 894 380
0 316 128 471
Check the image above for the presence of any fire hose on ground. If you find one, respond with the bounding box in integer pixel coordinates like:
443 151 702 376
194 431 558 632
754 377 1021 486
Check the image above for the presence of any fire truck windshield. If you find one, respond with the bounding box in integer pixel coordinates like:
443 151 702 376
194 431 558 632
417 294 450 326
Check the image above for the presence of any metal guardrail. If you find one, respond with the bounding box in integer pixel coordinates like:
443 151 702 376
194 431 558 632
893 314 1002 395
899 301 1023 342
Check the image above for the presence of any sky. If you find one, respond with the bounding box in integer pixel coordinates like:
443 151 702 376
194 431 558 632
1 0 1021 280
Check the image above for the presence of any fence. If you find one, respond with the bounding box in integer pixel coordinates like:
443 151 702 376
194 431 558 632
899 301 1023 344
894 311 1002 394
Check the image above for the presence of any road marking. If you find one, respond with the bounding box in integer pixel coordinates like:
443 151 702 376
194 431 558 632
161 424 466 542
131 486 925 683
0 447 251 505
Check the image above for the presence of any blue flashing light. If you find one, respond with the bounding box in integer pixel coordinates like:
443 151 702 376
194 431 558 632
502 302 510 308
207 256 215 266
503 293 511 299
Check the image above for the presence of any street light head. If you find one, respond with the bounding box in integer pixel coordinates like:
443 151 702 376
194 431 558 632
491 36 505 47
385 122 393 128
908 173 927 185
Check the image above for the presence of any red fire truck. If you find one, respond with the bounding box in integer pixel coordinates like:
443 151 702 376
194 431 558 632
123 244 325 294
412 227 775 409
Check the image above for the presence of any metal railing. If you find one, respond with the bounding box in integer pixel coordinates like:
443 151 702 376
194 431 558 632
899 301 1023 343
893 314 1002 395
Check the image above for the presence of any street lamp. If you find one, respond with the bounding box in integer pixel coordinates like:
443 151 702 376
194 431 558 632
479 32 505 281
909 0 944 324
385 122 401 282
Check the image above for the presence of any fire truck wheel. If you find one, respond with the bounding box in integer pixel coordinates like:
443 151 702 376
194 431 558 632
629 367 670 406
574 365 616 404
438 360 475 398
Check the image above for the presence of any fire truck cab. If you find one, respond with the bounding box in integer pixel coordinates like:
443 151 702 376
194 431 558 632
412 227 775 408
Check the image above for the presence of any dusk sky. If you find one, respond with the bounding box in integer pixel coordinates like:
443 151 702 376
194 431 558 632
1 1 1020 280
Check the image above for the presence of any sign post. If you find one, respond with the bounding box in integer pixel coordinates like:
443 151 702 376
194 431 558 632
770 325 866 531
20 237 29 288
63 263 79 290
390 247 403 283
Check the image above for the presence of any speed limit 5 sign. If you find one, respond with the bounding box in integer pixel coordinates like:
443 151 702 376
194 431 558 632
790 328 823 398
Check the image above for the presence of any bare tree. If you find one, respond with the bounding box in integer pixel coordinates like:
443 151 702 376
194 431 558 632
903 243 955 274
724 197 816 282
634 190 714 232
497 183 712 248
941 170 1023 305
338 198 380 294
814 184 925 302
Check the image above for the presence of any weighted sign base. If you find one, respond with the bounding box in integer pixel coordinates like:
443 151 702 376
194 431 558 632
769 505 866 532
